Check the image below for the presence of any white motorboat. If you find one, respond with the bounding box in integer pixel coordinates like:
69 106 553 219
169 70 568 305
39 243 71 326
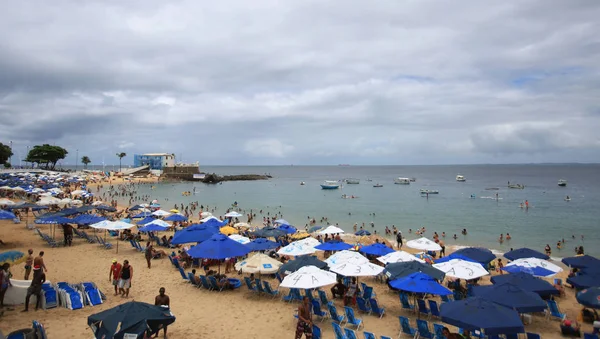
344 178 360 184
394 177 411 185
420 189 439 195
558 179 567 187
456 175 466 182
373 183 383 188
320 180 340 189
300 181 305 185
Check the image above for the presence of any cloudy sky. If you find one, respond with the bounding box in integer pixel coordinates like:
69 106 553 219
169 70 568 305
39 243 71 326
1 0 599 166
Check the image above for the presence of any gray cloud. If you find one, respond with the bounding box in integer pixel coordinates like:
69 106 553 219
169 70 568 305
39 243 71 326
1 0 599 166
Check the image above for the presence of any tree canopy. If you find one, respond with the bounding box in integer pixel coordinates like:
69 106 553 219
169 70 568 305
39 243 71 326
81 156 91 168
0 142 13 165
25 144 69 170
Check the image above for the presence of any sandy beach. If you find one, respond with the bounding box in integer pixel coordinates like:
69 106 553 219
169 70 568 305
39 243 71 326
0 178 595 338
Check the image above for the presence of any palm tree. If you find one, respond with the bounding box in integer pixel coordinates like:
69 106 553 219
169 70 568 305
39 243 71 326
81 156 91 169
116 152 126 172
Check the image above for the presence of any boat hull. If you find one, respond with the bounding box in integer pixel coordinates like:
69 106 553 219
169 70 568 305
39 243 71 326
321 185 339 189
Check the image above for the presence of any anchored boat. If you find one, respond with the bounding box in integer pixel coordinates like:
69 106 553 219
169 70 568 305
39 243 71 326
320 180 340 189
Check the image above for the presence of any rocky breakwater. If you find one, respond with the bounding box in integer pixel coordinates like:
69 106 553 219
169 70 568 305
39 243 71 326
200 173 271 183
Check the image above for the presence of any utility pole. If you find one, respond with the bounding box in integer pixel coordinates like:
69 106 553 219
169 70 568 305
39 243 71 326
26 146 30 168
76 149 79 171
9 141 12 166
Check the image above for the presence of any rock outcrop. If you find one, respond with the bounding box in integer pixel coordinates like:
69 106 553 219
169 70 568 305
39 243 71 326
201 173 271 183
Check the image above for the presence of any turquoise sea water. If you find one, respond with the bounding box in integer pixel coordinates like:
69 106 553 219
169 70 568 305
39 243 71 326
110 164 600 258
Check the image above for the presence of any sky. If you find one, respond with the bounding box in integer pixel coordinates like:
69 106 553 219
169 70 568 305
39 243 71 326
1 0 599 166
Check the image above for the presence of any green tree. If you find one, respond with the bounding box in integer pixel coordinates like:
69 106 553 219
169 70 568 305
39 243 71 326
116 152 126 172
0 142 13 165
25 144 69 170
81 156 91 169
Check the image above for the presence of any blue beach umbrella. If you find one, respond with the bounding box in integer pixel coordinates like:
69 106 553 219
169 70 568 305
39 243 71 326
502 265 555 277
274 219 289 225
384 261 446 281
129 205 144 211
472 282 547 313
95 205 117 212
0 250 26 265
440 297 525 335
389 272 452 295
187 233 251 259
7 203 44 210
491 272 559 297
354 230 371 236
360 243 394 256
0 210 17 220
164 214 187 222
576 287 600 308
562 255 600 269
132 212 152 218
139 224 169 232
567 273 600 290
450 247 496 265
253 227 286 238
35 216 73 224
435 253 480 264
504 248 549 261
278 224 297 234
308 225 324 233
314 240 353 251
171 224 219 245
136 216 156 226
279 255 327 274
245 238 280 252
200 218 228 228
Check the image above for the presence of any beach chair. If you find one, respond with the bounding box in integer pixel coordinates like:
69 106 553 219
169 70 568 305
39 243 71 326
244 277 257 293
187 272 197 285
466 284 474 297
32 321 48 339
546 300 566 320
505 334 519 339
417 299 430 318
398 316 417 339
356 297 371 314
41 283 58 309
381 336 392 339
344 328 359 339
80 282 103 306
368 298 385 318
283 288 303 303
262 281 280 299
199 275 213 290
172 258 182 270
440 294 452 303
433 323 445 339
208 276 223 292
313 324 322 339
399 293 414 311
327 301 346 325
416 319 434 339
255 279 266 294
275 272 283 283
304 289 315 300
363 332 376 339
332 323 348 339
428 300 440 318
318 289 329 305
584 334 599 339
178 267 188 280
526 333 541 339
362 285 375 300
344 306 363 329
453 290 463 301
311 299 329 321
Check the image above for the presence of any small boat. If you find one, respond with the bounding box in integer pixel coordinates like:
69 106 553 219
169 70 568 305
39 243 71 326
485 187 500 190
558 179 567 187
508 184 525 189
300 181 305 185
344 178 360 184
565 196 571 201
366 179 373 182
420 189 439 194
320 180 340 189
373 183 383 188
394 177 411 185
410 178 416 182
456 175 466 182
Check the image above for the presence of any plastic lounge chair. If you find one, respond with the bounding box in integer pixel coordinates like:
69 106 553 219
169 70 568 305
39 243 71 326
546 300 566 320
332 322 348 339
32 320 48 339
505 334 518 339
187 273 198 285
399 293 414 311
318 289 329 305
275 272 283 283
428 300 440 318
313 324 322 339
199 275 213 290
356 297 371 313
362 285 375 300
283 288 303 302
584 334 599 339
262 281 280 299
304 289 315 300
417 299 430 318
244 277 257 294
416 319 434 339
344 328 359 339
440 294 452 303
526 333 541 339
368 298 385 318
255 279 266 294
433 323 445 339
380 336 392 339
311 299 329 321
208 276 223 291
344 306 363 329
398 316 417 338
178 267 188 280
364 332 376 339
327 301 346 325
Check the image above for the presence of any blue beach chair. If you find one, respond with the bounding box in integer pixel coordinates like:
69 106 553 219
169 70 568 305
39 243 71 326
313 324 322 339
178 267 188 280
417 299 430 318
368 298 385 318
363 332 376 339
283 288 302 302
199 275 212 290
244 277 257 293
262 281 280 298
381 336 392 339
332 322 348 339
311 300 329 321
208 276 223 291
433 323 445 339
416 319 434 339
356 297 371 313
399 293 414 311
526 333 541 339
428 300 440 318
318 289 329 305
398 316 417 338
254 279 266 294
327 302 346 325
546 300 566 320
344 306 363 329
344 328 359 339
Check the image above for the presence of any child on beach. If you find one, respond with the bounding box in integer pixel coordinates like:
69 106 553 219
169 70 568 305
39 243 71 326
496 258 504 274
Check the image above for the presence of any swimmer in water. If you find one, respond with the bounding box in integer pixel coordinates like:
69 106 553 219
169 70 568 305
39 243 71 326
506 233 511 240
453 234 457 240
499 234 503 243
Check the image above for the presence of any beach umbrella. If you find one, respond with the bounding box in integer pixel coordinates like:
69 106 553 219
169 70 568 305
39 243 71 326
144 219 170 228
228 234 250 244
245 238 280 252
187 233 250 259
280 265 337 289
35 216 73 224
314 240 353 251
274 218 289 225
472 282 547 313
435 253 480 264
390 272 452 295
354 230 371 236
0 198 15 206
567 273 600 289
449 247 496 266
235 253 282 274
277 224 297 234
414 252 435 264
0 210 16 220
171 224 219 245
329 258 385 277
169 209 179 213
200 216 222 223
234 222 250 228
72 214 106 225
562 255 600 269
88 301 176 339
138 224 169 232
325 250 368 266
504 258 562 277
576 287 600 309
308 225 324 233
0 250 26 265
200 211 212 217
220 226 238 235
433 259 489 280
377 251 425 265
129 204 144 210
151 209 171 217
90 220 134 231
132 212 152 219
504 248 549 261
8 203 42 210
277 241 317 256
253 227 286 238
406 237 442 251
71 189 86 196
319 225 345 235
279 256 327 274
136 216 156 226
74 205 96 213
164 214 187 222
200 218 228 228
224 211 243 218
491 272 559 297
384 261 446 281
289 231 310 240
359 243 394 256
440 297 525 335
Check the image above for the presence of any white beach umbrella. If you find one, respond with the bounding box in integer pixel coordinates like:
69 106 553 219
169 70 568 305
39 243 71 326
295 237 321 248
235 253 282 274
0 186 13 190
433 259 489 280
277 242 317 256
229 234 251 245
505 258 563 274
329 258 385 277
224 211 243 218
48 188 63 194
144 219 170 228
200 216 222 223
274 219 289 225
280 265 337 289
325 250 369 266
200 211 213 217
91 201 104 206
90 220 134 230
377 251 426 265
70 199 84 206
11 187 25 192
70 190 86 196
30 188 45 193
151 209 171 217
406 237 442 251
319 225 345 235
37 197 61 205
234 222 250 228
0 198 15 206
39 192 53 197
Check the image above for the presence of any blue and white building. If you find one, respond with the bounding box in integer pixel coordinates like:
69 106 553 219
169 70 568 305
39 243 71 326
133 153 175 171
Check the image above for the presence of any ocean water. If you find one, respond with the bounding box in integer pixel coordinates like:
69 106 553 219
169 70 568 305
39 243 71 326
109 164 600 258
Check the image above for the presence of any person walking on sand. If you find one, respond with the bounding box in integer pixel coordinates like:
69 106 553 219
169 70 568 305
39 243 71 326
154 287 170 338
145 243 154 269
22 265 45 312
33 251 47 272
24 249 34 280
295 296 313 339
118 260 132 298
0 263 12 309
109 259 122 296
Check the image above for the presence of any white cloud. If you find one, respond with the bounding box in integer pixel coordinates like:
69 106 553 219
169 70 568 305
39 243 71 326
244 139 294 158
